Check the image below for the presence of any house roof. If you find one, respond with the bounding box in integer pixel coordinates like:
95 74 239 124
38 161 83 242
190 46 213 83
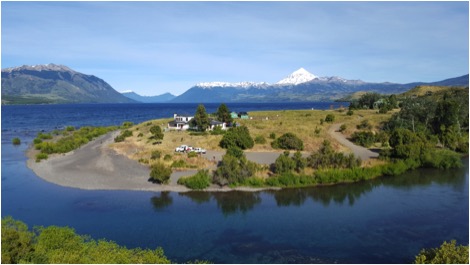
210 120 225 125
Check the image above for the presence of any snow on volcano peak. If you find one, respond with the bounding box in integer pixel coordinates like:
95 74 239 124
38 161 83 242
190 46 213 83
276 68 317 85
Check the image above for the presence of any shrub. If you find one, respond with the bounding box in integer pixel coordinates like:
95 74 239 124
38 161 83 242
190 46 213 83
138 133 144 137
149 163 172 184
163 154 172 161
37 133 53 140
357 120 372 130
255 135 266 144
65 126 75 132
12 138 21 145
187 151 198 158
307 140 361 169
351 131 376 147
226 146 244 159
213 153 257 186
35 153 48 162
177 170 211 190
325 114 335 123
420 149 463 169
114 130 132 143
149 125 164 140
219 126 254 150
414 240 469 264
151 150 162 160
33 138 42 144
171 160 188 168
339 124 347 133
121 121 134 128
346 110 354 116
271 132 304 150
269 132 276 139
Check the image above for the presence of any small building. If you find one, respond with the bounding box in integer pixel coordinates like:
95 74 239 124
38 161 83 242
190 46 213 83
168 113 194 131
231 111 249 119
238 112 249 119
209 120 227 131
230 112 239 119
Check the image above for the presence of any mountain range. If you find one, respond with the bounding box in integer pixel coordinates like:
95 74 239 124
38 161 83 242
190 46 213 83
1 64 468 104
1 64 135 104
171 68 469 103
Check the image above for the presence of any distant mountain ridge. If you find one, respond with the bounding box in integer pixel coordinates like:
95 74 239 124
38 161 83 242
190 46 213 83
121 91 176 103
1 64 136 104
170 68 469 103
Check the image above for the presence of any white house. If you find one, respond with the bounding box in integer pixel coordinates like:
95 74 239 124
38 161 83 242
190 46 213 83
167 113 194 130
209 120 227 131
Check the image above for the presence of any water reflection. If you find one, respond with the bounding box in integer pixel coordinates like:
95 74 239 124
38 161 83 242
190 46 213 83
150 191 173 211
154 162 467 214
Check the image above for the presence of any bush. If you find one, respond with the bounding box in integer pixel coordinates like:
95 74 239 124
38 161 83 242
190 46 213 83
151 150 162 160
357 120 372 130
346 110 354 116
149 163 172 184
339 124 347 133
213 153 257 186
121 121 134 128
163 154 172 161
177 170 211 190
414 240 469 264
420 149 463 169
255 135 266 144
273 152 296 174
33 138 42 144
307 140 361 169
219 126 254 150
271 132 304 150
149 125 164 140
226 146 244 159
171 159 188 168
12 138 21 145
325 114 335 123
269 132 276 139
114 130 132 143
187 151 198 158
351 131 376 147
35 153 48 162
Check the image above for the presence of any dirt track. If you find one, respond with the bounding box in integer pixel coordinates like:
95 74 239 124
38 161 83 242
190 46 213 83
327 123 379 161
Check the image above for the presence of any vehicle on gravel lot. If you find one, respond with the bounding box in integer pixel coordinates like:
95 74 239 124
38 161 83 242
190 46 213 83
193 147 207 154
175 145 193 152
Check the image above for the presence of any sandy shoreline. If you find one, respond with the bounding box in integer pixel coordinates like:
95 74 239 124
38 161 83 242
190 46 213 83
26 131 282 192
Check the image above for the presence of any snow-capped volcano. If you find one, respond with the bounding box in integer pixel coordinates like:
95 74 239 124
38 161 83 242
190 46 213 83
276 68 317 85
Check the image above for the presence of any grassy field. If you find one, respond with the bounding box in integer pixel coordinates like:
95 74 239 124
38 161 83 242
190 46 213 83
111 107 395 169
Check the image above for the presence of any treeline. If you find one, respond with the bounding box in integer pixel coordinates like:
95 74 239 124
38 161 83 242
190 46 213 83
1 216 171 264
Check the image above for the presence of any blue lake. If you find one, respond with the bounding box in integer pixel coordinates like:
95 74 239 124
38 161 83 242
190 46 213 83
1 103 468 263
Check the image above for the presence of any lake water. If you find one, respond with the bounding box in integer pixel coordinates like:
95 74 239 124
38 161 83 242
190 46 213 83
1 103 468 263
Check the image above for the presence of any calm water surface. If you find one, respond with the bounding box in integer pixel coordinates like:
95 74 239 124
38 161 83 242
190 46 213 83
1 103 468 263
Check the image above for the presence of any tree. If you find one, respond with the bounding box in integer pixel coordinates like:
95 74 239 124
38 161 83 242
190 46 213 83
193 104 210 131
219 126 254 150
271 132 304 150
149 125 164 140
1 216 34 263
213 152 257 186
149 162 172 184
414 240 468 264
216 103 233 124
273 151 296 174
325 114 335 123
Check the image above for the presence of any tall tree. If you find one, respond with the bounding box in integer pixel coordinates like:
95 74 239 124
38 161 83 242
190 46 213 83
193 104 209 131
216 103 233 123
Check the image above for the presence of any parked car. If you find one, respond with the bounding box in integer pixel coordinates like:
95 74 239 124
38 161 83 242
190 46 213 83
175 145 193 152
193 147 207 154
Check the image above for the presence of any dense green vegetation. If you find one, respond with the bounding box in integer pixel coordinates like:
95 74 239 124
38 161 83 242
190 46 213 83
12 137 21 145
149 162 172 184
271 132 304 150
215 103 233 124
414 240 468 264
191 104 210 131
213 147 259 186
177 170 211 189
219 126 254 150
34 125 118 161
1 216 170 264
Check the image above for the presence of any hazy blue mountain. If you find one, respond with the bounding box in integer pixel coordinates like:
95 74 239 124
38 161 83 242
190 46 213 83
121 91 176 103
171 70 468 103
1 64 137 104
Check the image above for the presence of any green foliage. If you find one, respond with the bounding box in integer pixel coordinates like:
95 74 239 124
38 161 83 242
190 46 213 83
37 132 53 140
121 121 134 129
273 151 296 174
192 104 210 131
269 132 276 139
66 126 75 132
307 140 361 169
149 125 164 140
114 129 133 142
346 109 354 116
177 170 211 190
149 162 172 184
414 240 469 264
325 114 335 123
255 135 267 144
210 125 226 135
351 131 376 147
357 119 372 130
187 151 198 158
226 146 244 159
171 159 188 168
163 154 172 161
12 137 21 145
33 138 42 144
216 103 233 124
151 150 162 160
1 217 170 264
35 153 49 162
420 149 463 169
271 132 304 150
350 92 382 109
219 126 254 150
213 153 257 186
1 216 34 263
339 124 347 133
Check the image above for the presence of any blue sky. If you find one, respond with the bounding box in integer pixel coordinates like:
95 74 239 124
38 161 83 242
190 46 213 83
2 1 468 96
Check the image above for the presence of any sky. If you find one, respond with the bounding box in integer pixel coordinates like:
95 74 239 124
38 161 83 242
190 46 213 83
2 1 469 96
